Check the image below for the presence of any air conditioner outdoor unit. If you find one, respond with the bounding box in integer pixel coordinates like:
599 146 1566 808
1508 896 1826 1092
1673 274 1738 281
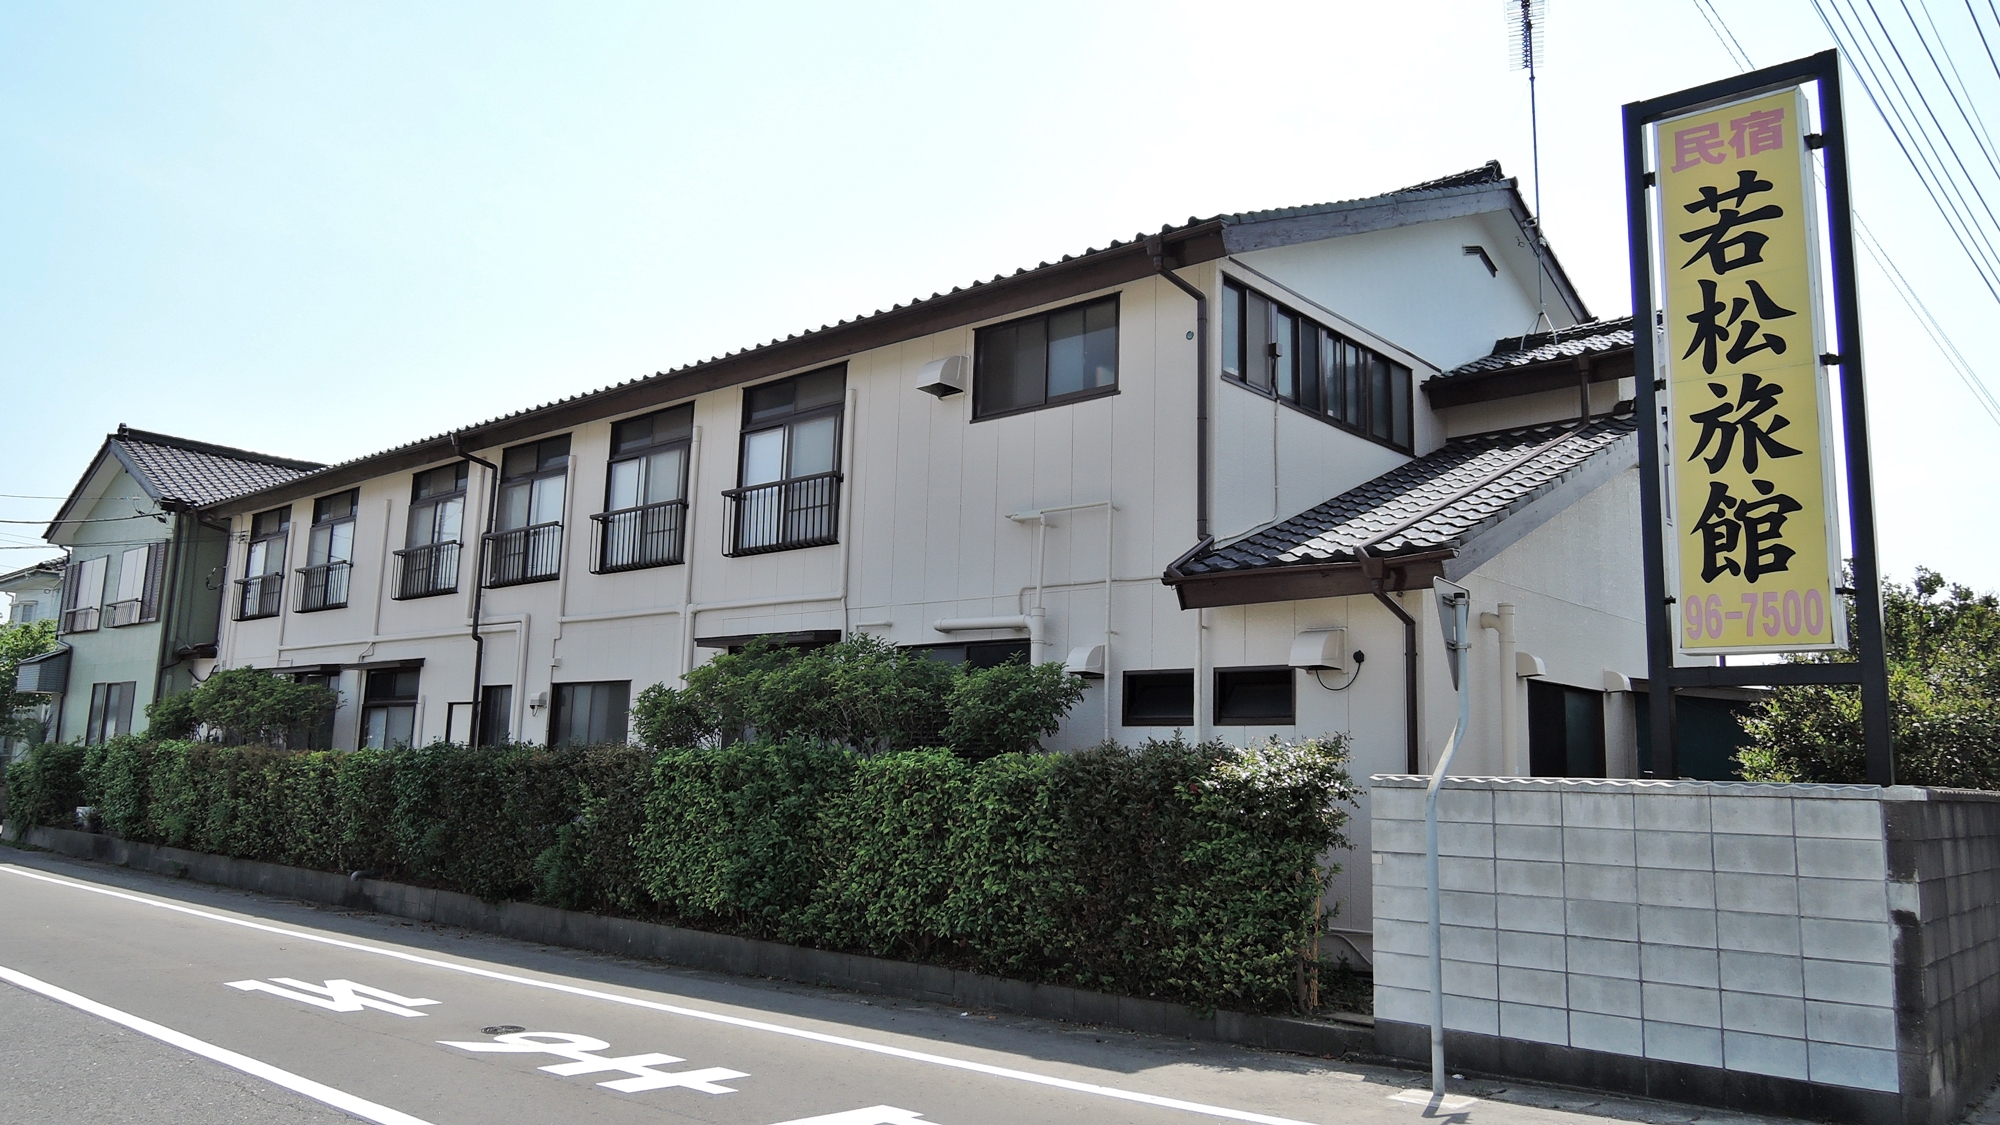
915 355 968 398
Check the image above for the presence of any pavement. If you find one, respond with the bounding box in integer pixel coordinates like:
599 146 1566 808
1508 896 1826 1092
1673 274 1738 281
0 844 1917 1125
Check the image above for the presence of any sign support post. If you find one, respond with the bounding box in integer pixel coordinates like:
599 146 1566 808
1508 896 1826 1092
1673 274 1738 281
1424 579 1472 1098
1623 50 1892 785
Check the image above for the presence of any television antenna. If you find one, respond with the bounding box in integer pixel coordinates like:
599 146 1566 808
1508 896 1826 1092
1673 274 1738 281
1507 0 1553 332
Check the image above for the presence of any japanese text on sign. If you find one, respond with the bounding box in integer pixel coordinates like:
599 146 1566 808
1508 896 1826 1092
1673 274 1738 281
1656 88 1844 655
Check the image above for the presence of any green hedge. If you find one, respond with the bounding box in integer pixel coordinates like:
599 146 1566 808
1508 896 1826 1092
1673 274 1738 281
2 734 1353 1015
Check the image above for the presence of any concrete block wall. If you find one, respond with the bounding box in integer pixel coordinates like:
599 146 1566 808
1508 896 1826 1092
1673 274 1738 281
1886 790 2000 1122
1369 777 1998 1125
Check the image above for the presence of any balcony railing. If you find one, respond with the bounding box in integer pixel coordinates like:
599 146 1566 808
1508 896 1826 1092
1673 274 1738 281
236 574 283 620
393 541 460 600
105 598 144 628
722 471 842 556
483 522 563 587
592 499 686 573
59 606 100 634
296 561 352 612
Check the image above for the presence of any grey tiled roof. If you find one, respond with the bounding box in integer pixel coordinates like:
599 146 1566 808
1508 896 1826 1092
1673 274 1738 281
1219 161 1509 225
215 163 1549 508
1445 316 1636 378
112 427 323 507
1177 415 1637 575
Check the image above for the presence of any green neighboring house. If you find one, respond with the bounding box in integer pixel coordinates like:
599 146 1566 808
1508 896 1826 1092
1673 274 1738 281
37 426 320 743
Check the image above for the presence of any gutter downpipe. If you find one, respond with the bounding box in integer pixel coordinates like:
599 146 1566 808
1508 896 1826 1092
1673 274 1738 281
1359 547 1421 775
452 434 500 748
1151 238 1211 738
1148 238 1209 543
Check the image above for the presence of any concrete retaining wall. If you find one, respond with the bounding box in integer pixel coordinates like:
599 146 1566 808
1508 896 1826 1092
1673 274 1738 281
1369 777 2000 1125
2 822 1370 1060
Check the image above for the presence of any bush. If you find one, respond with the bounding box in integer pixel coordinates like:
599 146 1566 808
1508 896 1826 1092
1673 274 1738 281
1739 568 2000 788
631 634 1084 759
5 742 88 829
638 737 856 937
149 666 338 747
11 728 1356 1015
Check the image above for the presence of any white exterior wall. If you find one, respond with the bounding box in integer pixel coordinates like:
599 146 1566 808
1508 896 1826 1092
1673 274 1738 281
210 216 1646 956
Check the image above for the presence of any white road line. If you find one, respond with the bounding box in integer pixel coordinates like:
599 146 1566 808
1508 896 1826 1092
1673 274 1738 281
1 862 1327 1125
0 962 437 1125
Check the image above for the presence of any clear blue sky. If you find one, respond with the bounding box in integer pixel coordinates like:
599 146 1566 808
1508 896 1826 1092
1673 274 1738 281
4 1 1995 592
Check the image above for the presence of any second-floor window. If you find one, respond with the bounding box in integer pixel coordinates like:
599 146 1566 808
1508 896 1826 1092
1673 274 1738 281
237 507 289 620
300 490 357 612
726 368 844 555
59 554 108 634
105 543 164 627
398 464 466 599
1222 279 1414 451
974 295 1119 419
596 405 692 572
486 435 569 586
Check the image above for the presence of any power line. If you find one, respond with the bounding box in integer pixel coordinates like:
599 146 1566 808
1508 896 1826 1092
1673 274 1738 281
1917 2 2000 168
1812 0 2000 303
1837 0 2000 287
1695 0 2000 430
1860 1 2000 253
1980 0 2000 84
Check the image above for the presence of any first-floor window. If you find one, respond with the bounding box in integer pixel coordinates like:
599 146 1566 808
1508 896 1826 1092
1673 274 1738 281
86 681 136 744
1213 667 1295 726
478 685 513 747
1123 669 1195 727
361 668 419 749
549 681 629 747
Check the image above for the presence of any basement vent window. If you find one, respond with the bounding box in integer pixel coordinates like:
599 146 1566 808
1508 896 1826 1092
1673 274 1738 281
1123 669 1194 727
1213 666 1295 726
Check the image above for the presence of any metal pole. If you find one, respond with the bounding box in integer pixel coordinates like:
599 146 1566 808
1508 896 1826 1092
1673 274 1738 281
1424 592 1471 1097
1812 54 1895 785
1621 100 1679 779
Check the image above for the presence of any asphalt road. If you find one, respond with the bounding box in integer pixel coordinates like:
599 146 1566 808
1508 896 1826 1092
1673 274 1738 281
0 847 1789 1125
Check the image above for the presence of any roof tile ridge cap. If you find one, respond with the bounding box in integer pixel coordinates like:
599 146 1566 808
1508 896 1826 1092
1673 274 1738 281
116 428 325 472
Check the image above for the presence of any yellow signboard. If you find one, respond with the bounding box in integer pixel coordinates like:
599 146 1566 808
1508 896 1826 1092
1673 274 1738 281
1655 88 1845 655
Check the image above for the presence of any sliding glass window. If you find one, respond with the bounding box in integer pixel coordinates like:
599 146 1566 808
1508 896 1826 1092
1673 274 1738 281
1222 279 1413 451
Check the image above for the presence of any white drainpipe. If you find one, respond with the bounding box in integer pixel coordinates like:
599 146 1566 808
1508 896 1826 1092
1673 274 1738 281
932 610 1045 665
1479 602 1520 775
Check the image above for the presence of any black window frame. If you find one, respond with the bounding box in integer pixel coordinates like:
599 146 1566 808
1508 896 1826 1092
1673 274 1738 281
1213 665 1297 726
972 294 1121 421
397 463 468 600
909 639 1032 670
485 435 571 587
724 366 846 556
299 489 358 613
595 404 694 573
1221 279 1414 452
236 506 291 621
549 680 631 748
478 684 513 747
360 667 420 750
1122 669 1195 727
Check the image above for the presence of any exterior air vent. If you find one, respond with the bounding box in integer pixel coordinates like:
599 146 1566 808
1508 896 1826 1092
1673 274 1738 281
916 355 968 398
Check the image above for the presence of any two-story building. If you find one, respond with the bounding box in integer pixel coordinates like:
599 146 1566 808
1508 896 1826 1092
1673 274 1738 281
198 163 1651 960
36 427 321 743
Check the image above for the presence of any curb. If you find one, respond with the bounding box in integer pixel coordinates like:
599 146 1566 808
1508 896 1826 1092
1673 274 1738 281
4 822 1373 1059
